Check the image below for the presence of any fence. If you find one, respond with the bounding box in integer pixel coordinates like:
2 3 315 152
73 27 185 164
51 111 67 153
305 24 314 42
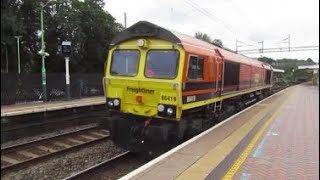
1 73 104 105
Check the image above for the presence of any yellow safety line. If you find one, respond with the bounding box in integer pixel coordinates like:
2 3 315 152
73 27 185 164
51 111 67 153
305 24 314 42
223 93 291 180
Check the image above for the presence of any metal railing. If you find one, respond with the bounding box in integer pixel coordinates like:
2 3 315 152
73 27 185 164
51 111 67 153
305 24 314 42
1 73 104 105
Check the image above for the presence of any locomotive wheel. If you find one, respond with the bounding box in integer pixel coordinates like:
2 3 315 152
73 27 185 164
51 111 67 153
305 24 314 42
109 116 134 150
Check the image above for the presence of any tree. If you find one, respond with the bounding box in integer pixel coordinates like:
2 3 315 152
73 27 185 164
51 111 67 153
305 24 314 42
306 58 314 63
1 0 25 73
257 56 316 83
194 31 212 43
212 39 223 47
257 57 275 65
45 0 124 73
194 32 224 47
1 0 124 73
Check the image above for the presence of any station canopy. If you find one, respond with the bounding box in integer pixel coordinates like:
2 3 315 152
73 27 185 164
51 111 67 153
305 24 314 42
272 67 285 73
298 64 319 70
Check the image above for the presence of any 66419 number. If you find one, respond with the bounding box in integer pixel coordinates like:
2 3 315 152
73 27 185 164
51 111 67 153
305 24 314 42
161 95 177 101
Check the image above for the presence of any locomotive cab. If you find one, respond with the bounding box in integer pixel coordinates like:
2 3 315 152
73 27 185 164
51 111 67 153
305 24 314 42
104 38 185 120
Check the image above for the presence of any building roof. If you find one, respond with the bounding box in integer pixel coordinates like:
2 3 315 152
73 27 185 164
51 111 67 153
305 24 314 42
298 64 319 70
272 68 285 73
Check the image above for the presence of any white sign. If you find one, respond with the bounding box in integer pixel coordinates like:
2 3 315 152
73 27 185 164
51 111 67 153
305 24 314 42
62 41 71 45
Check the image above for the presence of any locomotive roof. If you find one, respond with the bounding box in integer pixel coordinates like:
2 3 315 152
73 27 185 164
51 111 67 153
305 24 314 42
110 21 271 70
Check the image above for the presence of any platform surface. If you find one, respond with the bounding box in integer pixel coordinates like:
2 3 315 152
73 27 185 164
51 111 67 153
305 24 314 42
1 96 105 117
120 84 319 180
224 84 319 179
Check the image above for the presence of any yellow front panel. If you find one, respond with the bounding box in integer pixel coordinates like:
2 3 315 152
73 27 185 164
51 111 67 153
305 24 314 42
104 38 185 120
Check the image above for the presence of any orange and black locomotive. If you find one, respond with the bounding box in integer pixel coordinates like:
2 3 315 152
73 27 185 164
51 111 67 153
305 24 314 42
102 21 273 154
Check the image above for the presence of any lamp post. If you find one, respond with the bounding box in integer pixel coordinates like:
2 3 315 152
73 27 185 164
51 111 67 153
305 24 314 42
39 0 56 102
14 36 22 74
124 12 127 28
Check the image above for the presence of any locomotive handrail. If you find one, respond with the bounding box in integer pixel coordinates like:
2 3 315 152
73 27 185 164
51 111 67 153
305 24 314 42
221 61 225 92
102 77 107 97
215 58 220 93
214 49 224 95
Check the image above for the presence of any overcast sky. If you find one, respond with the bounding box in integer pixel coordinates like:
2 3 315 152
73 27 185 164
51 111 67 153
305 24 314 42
104 0 319 62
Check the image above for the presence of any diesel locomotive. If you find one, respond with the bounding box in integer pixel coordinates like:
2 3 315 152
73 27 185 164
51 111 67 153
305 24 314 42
101 21 273 154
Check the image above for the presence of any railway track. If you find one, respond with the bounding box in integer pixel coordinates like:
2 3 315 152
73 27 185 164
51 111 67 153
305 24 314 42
1 126 109 173
64 151 131 180
1 104 110 142
63 151 149 180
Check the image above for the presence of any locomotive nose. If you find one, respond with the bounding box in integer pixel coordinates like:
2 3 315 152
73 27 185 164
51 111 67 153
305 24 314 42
131 106 156 116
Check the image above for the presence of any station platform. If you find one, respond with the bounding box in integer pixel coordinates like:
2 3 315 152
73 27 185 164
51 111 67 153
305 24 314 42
120 84 319 180
1 96 105 117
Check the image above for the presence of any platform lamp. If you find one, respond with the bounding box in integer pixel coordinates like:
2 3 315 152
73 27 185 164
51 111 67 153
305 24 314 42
38 0 56 102
14 36 22 74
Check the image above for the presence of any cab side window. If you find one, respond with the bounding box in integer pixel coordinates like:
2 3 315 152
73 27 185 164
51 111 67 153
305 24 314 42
188 56 204 80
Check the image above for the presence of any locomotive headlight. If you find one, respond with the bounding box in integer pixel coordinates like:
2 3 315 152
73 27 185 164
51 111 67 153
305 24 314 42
113 99 120 106
137 39 147 48
106 98 120 110
157 104 176 118
137 39 145 46
157 104 165 112
166 107 174 115
108 101 114 107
